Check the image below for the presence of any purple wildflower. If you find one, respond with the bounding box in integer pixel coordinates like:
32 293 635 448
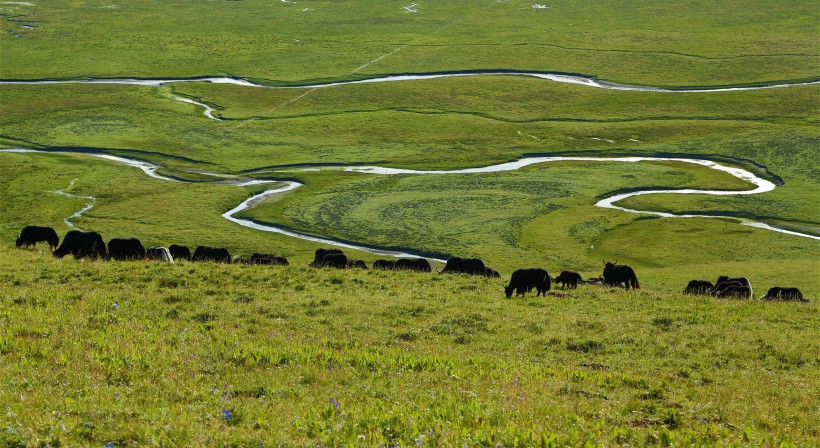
221 409 232 421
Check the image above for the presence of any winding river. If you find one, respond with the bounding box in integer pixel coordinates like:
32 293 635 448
2 148 817 263
2 71 817 120
48 178 96 230
2 72 818 254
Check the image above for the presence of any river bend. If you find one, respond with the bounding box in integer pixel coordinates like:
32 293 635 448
2 148 817 261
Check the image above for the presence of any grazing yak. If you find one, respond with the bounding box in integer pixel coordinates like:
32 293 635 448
347 260 368 269
762 287 805 302
108 238 146 261
555 271 583 289
169 244 192 261
146 247 174 262
442 257 496 276
684 280 714 295
712 276 752 298
312 248 344 267
53 230 107 259
374 258 432 272
249 253 289 265
484 268 501 278
504 268 551 298
319 252 348 269
602 261 640 289
16 226 60 250
714 284 752 299
781 287 804 301
193 246 232 263
395 258 432 272
373 259 395 270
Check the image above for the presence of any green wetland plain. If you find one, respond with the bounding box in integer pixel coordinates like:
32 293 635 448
0 0 818 446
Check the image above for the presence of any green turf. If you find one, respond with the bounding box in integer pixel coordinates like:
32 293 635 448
1 0 817 86
2 149 817 298
1 2 819 444
0 247 817 446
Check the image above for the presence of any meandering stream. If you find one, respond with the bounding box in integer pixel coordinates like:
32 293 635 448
48 178 96 230
2 71 817 120
3 72 817 252
2 148 817 262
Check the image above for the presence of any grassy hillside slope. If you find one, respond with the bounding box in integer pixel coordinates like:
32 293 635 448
0 248 817 446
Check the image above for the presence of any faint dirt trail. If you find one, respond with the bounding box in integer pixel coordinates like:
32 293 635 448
232 0 502 126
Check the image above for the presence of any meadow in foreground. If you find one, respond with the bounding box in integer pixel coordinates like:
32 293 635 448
0 248 817 446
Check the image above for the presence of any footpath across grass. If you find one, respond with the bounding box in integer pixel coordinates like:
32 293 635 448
0 248 817 446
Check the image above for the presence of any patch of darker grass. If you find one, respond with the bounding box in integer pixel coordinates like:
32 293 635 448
430 313 490 336
193 312 217 323
566 339 605 353
652 316 675 330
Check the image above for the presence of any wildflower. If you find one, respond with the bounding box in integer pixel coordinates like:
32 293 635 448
329 397 340 409
105 442 116 448
221 409 232 422
111 302 120 309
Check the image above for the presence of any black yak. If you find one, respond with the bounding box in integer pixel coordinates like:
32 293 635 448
373 259 396 270
319 252 348 269
555 271 583 289
395 258 432 272
762 287 805 302
53 230 107 259
347 260 368 269
713 276 752 298
504 268 551 298
146 247 174 262
169 244 192 261
193 246 231 263
313 248 344 266
715 284 752 299
442 257 489 276
108 238 146 261
16 226 59 250
684 280 713 295
602 261 640 289
250 253 289 265
780 287 805 302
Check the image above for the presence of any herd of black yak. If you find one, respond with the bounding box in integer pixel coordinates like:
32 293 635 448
14 225 809 302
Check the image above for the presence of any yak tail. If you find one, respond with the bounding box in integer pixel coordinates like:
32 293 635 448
632 276 640 289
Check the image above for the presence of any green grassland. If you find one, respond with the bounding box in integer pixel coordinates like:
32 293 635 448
1 248 818 446
1 0 817 86
1 77 818 295
1 0 819 445
0 151 319 262
2 147 818 300
2 79 817 171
